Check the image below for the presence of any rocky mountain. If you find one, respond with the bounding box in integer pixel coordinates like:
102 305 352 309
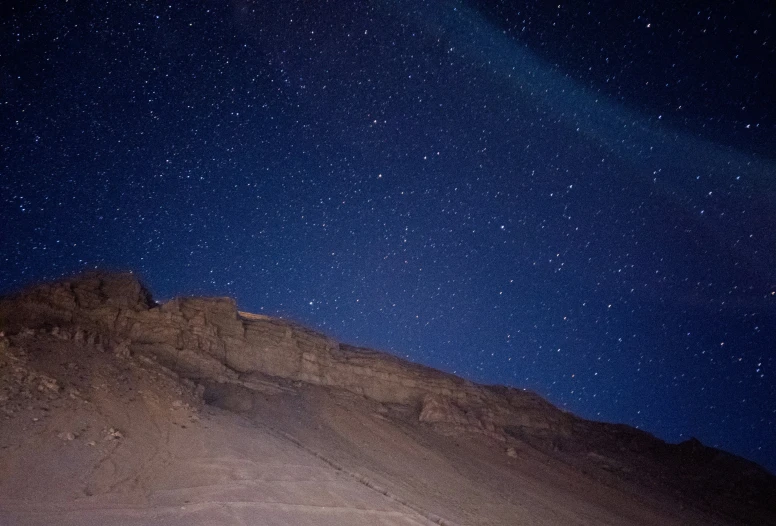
0 271 773 525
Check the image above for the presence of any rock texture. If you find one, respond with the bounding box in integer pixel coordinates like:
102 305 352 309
1 271 774 525
0 272 571 437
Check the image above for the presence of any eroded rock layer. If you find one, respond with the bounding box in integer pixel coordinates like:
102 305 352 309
1 271 773 524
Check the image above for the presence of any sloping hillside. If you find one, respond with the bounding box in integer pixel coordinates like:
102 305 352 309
0 272 773 525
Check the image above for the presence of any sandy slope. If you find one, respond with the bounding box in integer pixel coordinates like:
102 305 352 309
1 272 772 525
0 335 438 526
0 332 733 526
238 386 723 526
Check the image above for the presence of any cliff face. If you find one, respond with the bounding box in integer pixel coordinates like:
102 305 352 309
0 271 569 442
1 271 773 524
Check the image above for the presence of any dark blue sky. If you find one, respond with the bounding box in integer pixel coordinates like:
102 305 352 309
2 1 774 471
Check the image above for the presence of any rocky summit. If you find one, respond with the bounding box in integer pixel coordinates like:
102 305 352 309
0 271 773 525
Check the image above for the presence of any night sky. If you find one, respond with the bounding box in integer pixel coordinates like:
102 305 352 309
2 1 774 472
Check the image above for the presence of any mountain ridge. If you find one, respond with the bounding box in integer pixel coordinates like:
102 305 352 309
1 270 774 525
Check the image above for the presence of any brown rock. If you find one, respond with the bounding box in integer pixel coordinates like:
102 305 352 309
2 270 774 525
419 395 473 426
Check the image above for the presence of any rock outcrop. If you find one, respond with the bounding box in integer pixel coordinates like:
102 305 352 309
0 271 573 441
1 270 774 523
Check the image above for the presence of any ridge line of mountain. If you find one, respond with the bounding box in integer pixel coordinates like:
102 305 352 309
1 269 773 518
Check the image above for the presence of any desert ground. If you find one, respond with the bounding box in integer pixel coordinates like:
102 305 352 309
0 272 772 525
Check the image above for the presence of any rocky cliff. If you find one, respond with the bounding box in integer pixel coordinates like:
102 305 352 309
1 271 773 523
0 271 569 441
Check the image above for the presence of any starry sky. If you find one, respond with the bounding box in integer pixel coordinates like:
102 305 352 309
2 1 774 471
